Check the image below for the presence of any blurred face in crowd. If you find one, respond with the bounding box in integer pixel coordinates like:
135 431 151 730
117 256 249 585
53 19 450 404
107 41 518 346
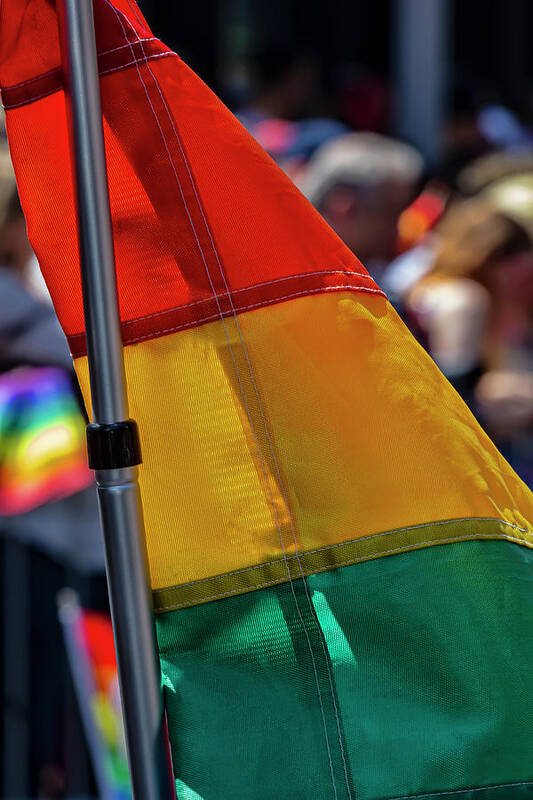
251 53 319 120
1 213 33 273
0 191 33 274
319 179 414 265
481 247 533 313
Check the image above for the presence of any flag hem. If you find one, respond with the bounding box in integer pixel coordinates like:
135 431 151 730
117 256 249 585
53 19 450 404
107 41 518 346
152 516 533 612
0 37 174 110
67 274 385 356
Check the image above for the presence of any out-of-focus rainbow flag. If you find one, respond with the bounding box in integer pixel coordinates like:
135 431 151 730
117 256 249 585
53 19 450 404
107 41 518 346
0 367 92 514
58 590 131 800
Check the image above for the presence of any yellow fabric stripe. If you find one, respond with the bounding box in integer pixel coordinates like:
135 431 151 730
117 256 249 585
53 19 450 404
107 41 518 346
74 292 533 592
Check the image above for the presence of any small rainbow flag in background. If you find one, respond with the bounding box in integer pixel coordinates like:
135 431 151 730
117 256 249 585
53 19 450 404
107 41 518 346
58 590 131 800
0 367 92 515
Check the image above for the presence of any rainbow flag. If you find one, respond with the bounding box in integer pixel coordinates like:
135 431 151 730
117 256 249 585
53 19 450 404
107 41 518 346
0 367 91 514
58 591 131 799
2 2 533 797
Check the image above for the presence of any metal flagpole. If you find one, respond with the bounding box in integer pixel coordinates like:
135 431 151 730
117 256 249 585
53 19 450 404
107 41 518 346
56 2 175 798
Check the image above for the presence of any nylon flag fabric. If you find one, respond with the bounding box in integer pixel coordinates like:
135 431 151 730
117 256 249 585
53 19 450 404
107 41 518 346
2 2 533 798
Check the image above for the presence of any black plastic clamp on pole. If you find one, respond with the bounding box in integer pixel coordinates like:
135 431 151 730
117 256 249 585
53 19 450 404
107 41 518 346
86 420 142 470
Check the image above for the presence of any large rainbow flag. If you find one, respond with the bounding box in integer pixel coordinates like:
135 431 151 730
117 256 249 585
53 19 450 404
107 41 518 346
1 2 533 798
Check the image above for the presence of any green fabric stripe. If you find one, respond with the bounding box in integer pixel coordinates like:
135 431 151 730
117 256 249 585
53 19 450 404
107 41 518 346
159 573 355 799
388 782 533 800
157 540 533 800
153 517 533 611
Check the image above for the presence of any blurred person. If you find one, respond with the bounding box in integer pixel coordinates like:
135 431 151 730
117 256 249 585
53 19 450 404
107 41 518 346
382 178 450 307
406 175 533 485
335 65 389 132
384 149 533 309
457 148 533 196
0 144 105 797
0 146 102 559
239 47 319 126
236 47 347 177
302 132 423 281
439 79 492 186
0 193 69 371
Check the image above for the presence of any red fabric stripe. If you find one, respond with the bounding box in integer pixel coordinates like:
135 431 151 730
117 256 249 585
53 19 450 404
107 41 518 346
68 274 385 357
1 0 383 358
1 37 173 109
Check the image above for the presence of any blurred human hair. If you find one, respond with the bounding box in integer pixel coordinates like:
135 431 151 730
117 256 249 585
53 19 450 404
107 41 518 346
301 133 423 269
431 200 530 280
303 132 424 209
0 143 17 224
431 175 533 280
457 150 533 196
410 175 533 384
0 142 33 274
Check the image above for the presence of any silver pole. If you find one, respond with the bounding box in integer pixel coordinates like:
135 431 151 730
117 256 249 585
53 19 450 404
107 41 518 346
57 2 175 798
394 0 449 164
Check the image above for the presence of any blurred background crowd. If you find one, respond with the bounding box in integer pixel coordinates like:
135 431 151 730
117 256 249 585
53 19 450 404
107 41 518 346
2 0 533 797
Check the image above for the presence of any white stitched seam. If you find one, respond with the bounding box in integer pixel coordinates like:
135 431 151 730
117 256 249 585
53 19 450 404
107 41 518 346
112 4 343 794
119 269 379 327
387 778 533 800
98 36 157 57
123 285 384 345
93 17 532 800
1 51 176 111
108 3 342 794
140 35 354 793
1 36 159 91
99 50 174 77
154 517 532 592
156 531 531 611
